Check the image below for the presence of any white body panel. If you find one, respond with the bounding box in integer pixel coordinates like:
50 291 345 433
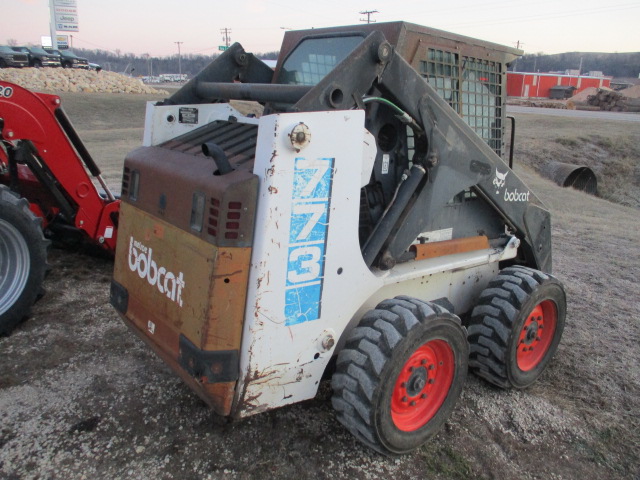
143 101 259 146
235 110 518 416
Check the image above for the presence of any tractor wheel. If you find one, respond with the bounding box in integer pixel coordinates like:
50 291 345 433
467 266 566 389
0 185 49 335
331 296 468 455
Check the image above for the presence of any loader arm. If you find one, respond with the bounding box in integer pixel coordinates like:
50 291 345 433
374 50 551 272
281 31 551 272
0 82 119 252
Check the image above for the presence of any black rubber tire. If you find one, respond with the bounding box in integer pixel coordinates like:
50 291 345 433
33 59 42 68
467 266 566 389
0 59 7 69
0 185 49 335
331 296 468 455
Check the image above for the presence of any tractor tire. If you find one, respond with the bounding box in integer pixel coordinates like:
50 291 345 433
331 296 468 455
0 185 49 335
467 266 566 389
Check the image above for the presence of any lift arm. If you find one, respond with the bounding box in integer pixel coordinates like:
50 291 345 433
0 82 119 252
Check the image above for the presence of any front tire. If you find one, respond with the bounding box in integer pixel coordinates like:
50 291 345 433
332 297 468 455
467 266 566 389
0 186 49 335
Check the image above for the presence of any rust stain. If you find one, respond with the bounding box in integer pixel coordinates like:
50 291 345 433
154 224 165 238
268 186 278 194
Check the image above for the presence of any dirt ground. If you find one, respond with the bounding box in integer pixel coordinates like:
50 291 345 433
1 93 639 479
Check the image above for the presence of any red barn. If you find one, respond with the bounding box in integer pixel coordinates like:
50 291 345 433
507 72 612 98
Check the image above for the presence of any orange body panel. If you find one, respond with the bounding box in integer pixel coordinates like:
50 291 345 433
113 202 251 416
410 236 490 260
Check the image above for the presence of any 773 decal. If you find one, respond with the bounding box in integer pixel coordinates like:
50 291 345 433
284 157 335 326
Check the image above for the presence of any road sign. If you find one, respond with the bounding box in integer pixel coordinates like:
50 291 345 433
218 46 228 51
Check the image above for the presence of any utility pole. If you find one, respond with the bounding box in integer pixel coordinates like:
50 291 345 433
174 41 183 77
513 41 524 72
359 10 378 24
220 28 232 47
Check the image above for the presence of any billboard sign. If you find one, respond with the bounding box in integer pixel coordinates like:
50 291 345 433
53 0 79 32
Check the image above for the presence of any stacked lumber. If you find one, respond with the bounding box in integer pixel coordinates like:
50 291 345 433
586 88 640 112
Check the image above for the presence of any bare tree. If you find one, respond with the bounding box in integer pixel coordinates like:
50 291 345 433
7 38 18 46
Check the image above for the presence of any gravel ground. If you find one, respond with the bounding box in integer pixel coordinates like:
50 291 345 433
0 94 638 479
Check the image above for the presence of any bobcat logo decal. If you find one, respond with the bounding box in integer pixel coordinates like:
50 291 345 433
493 169 508 194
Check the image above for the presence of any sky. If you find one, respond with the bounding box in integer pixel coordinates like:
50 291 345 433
3 0 640 57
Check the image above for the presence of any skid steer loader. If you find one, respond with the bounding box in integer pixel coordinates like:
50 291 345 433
110 22 566 454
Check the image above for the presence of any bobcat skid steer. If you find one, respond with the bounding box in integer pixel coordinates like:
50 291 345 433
110 22 566 455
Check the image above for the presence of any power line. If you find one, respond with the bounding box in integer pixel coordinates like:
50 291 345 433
359 10 379 24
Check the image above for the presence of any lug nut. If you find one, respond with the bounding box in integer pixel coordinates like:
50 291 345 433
410 401 416 406
402 396 408 403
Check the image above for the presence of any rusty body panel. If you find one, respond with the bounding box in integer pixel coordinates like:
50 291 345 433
113 202 252 415
112 124 259 415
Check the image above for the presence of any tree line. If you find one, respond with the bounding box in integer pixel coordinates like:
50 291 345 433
69 48 280 77
509 51 640 78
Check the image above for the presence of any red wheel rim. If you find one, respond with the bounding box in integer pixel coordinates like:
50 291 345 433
390 339 455 432
516 300 557 371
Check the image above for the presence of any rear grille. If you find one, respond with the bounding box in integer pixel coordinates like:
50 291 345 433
122 167 130 196
207 199 245 240
208 198 220 237
161 121 259 170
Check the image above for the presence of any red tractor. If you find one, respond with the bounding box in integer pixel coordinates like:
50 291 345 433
0 82 119 334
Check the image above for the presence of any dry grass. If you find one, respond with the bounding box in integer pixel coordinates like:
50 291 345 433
511 114 640 207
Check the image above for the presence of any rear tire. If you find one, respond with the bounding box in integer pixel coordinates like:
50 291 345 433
331 296 468 455
0 186 49 335
33 59 42 68
467 266 566 389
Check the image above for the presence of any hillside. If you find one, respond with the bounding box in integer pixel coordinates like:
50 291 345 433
511 51 640 78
